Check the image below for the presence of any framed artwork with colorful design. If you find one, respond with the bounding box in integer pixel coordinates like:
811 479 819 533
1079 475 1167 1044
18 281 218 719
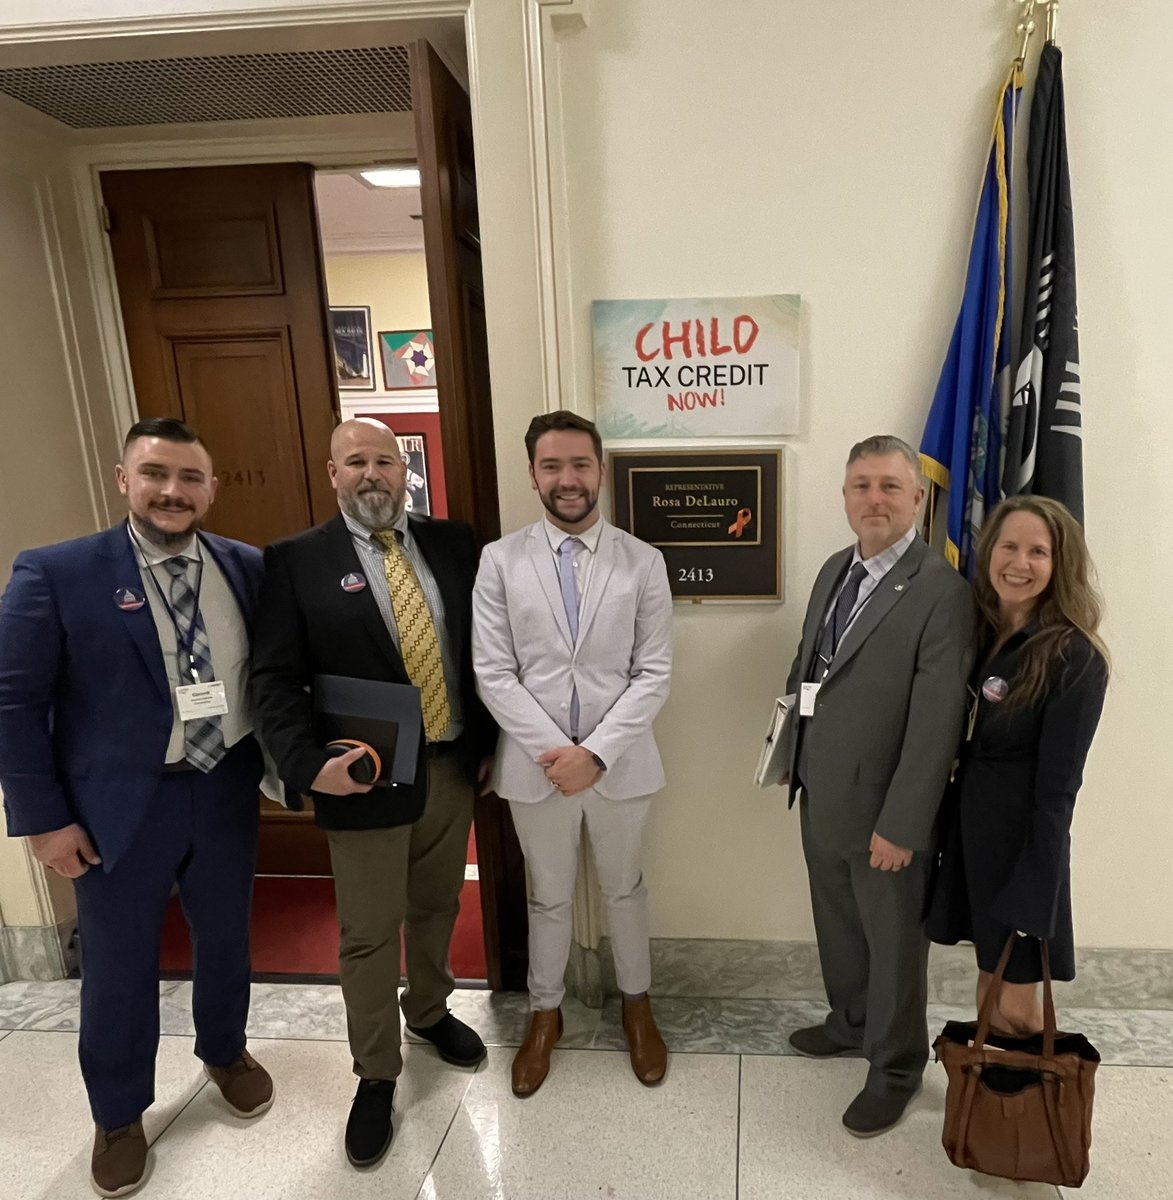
379 329 437 391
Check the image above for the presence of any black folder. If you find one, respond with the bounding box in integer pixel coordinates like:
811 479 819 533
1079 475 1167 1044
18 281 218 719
312 675 423 787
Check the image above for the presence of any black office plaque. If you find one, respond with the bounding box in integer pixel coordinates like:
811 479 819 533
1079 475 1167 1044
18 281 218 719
610 449 782 600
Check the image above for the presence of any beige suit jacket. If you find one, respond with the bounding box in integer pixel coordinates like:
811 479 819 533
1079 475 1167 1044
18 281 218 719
472 519 673 803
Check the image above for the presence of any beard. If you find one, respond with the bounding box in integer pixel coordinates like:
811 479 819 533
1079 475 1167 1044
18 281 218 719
540 487 598 527
342 483 404 530
130 508 202 552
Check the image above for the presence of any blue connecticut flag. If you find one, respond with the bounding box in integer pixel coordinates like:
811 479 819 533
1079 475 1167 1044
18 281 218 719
920 67 1023 575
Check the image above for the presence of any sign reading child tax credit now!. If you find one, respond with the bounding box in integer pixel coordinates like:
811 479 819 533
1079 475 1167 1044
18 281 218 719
592 295 800 439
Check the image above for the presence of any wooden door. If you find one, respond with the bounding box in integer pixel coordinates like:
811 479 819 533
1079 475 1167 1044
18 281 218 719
413 41 528 992
101 163 338 547
102 162 337 877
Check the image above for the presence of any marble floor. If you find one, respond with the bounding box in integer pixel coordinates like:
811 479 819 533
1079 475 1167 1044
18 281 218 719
2 981 1171 1200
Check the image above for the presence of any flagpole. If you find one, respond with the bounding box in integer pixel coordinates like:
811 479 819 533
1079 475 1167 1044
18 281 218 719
1045 1 1061 46
1015 0 1039 65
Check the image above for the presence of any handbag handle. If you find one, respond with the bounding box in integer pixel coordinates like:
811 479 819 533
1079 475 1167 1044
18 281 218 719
973 932 1057 1059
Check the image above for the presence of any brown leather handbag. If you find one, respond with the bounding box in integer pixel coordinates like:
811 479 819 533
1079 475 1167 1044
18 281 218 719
933 935 1100 1188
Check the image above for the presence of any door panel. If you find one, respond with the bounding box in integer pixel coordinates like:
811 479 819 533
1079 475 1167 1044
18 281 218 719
170 333 310 549
146 211 284 297
413 39 526 991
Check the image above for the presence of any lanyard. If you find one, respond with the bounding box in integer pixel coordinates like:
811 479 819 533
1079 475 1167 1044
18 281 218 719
130 527 207 684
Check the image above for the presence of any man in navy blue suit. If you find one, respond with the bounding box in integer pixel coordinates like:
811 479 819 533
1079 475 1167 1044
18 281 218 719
0 418 273 1198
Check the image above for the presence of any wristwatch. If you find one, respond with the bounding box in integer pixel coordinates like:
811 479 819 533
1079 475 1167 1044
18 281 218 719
589 751 607 772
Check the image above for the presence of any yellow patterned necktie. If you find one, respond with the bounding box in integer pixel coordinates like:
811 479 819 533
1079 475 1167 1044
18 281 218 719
375 530 452 741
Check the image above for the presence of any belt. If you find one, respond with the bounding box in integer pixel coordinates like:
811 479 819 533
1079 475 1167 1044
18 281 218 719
425 738 462 760
162 760 198 774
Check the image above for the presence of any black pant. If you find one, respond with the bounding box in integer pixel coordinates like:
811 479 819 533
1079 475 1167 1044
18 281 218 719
800 795 931 1097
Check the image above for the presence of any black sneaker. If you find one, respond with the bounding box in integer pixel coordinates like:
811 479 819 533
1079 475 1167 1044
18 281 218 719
406 1012 487 1067
345 1079 395 1168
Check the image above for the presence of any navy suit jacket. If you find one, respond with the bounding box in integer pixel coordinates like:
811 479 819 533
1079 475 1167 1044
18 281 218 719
0 521 262 871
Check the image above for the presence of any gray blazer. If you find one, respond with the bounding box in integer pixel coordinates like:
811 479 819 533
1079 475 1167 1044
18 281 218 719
473 519 673 803
784 536 974 853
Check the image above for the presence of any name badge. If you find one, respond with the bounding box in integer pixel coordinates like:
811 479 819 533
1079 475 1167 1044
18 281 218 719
799 681 821 717
176 680 229 721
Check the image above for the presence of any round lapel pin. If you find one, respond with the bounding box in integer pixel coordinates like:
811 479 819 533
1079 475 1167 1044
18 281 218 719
981 676 1010 703
114 586 146 612
340 572 368 593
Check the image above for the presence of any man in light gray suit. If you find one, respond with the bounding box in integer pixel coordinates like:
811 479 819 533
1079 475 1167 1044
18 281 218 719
473 410 673 1098
783 435 973 1137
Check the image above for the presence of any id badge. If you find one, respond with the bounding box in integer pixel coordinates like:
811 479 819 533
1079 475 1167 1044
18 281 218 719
799 681 821 717
176 680 229 721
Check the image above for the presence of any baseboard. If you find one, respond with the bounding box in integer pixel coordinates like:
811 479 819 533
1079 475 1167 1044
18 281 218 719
0 917 77 982
595 937 1173 1011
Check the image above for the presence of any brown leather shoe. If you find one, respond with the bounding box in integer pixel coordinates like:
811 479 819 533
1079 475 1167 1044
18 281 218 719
91 1119 147 1198
622 996 668 1085
511 1008 563 1097
204 1050 275 1117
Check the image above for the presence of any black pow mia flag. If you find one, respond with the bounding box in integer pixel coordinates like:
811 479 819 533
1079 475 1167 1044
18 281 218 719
1002 42 1085 523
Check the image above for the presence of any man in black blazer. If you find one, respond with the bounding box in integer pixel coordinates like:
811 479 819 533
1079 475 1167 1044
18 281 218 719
251 419 495 1169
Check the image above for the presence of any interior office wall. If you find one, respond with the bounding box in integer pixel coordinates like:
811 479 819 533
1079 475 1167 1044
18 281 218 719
550 0 1171 949
323 251 432 392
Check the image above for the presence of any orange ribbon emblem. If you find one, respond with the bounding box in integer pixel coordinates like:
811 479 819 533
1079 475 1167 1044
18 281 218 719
727 508 753 538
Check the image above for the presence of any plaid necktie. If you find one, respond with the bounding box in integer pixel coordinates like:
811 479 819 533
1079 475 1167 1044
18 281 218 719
558 537 582 737
375 531 452 742
163 556 226 772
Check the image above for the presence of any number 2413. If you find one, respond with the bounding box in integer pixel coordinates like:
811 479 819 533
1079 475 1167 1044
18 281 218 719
677 567 714 583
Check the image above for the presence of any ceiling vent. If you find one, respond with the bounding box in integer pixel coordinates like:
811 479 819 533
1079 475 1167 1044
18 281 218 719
0 46 411 129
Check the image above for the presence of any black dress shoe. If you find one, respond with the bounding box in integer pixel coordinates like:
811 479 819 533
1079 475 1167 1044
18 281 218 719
841 1084 921 1138
406 1012 487 1067
345 1079 395 1167
787 1025 862 1059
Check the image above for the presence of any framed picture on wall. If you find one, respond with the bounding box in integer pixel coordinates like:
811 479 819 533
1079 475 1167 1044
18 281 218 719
330 306 376 390
396 432 432 516
380 329 438 390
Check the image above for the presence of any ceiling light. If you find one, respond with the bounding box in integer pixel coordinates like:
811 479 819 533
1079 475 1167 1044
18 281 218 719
359 167 421 188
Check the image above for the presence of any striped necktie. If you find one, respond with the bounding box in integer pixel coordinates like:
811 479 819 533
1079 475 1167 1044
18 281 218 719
375 530 453 742
163 556 226 772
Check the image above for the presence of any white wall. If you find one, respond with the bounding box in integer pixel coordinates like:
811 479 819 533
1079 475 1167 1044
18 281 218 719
548 0 1172 948
0 106 112 934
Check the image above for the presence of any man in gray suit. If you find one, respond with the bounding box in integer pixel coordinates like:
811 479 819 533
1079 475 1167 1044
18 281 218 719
473 411 673 1098
783 435 973 1137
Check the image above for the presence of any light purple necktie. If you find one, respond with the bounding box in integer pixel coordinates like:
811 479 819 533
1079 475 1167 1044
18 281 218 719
558 537 581 737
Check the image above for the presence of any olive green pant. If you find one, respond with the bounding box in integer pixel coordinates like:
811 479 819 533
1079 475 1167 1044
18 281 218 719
326 753 472 1080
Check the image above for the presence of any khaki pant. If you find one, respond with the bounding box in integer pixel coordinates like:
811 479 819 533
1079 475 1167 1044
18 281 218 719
327 753 472 1080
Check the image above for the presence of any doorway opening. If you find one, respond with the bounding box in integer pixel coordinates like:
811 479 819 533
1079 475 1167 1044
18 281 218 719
0 25 527 989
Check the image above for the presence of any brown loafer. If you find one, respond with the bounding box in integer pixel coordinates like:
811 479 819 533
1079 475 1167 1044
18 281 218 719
511 1008 563 1097
91 1119 147 1198
622 996 668 1085
204 1050 275 1118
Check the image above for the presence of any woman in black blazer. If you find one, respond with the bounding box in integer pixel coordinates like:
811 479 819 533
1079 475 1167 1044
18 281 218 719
928 496 1108 1035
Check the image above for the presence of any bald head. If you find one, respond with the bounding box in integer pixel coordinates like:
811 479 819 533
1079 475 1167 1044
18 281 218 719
330 417 402 461
327 418 407 531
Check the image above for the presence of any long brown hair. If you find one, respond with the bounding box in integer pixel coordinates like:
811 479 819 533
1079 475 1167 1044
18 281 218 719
973 496 1109 707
